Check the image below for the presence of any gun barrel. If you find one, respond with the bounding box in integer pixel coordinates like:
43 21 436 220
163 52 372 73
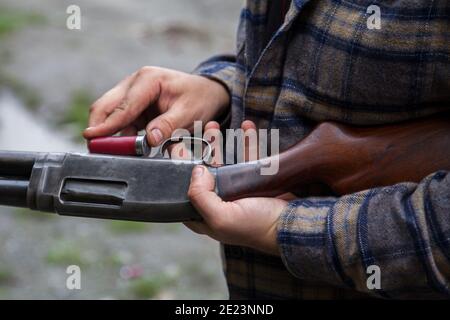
0 177 29 207
0 151 41 208
0 151 203 222
0 151 40 178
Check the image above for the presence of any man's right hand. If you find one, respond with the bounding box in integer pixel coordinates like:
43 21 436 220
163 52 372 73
83 66 230 146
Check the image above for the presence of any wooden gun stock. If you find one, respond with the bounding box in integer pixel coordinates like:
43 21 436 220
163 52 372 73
216 116 450 200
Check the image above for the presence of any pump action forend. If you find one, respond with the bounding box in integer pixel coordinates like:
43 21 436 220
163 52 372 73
0 151 205 222
0 115 449 222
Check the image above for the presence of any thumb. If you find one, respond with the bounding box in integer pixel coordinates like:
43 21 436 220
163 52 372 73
145 107 186 147
188 166 225 222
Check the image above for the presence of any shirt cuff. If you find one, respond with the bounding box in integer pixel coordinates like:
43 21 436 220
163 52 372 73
277 198 346 287
192 55 236 99
192 56 236 129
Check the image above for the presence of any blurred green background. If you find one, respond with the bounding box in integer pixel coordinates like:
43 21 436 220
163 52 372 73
0 0 242 299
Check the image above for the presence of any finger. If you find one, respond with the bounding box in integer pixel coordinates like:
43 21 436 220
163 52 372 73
120 125 138 136
84 73 136 135
169 141 192 160
241 120 256 131
188 165 227 225
205 121 220 132
118 116 149 136
183 221 212 235
204 121 222 166
84 68 161 139
277 192 297 201
145 105 188 147
241 120 258 161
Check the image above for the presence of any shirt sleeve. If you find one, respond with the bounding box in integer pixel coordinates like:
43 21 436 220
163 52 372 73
277 171 450 299
191 54 236 128
192 54 237 97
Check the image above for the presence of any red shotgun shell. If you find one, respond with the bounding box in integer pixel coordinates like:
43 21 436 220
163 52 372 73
88 136 149 156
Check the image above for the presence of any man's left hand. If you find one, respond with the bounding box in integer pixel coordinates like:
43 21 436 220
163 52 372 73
185 165 287 256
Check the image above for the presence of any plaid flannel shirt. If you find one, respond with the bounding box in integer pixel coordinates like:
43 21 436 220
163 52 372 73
193 0 450 299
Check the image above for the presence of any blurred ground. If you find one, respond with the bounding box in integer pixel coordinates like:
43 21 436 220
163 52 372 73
0 0 242 299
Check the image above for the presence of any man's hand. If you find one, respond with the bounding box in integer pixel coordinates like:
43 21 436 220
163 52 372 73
183 119 293 255
83 67 229 146
185 120 288 255
186 165 287 256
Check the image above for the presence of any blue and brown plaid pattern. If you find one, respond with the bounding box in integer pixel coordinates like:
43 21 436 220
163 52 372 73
194 0 450 299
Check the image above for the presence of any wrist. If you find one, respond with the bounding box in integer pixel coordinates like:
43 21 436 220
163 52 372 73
197 75 231 118
247 199 288 256
254 223 281 256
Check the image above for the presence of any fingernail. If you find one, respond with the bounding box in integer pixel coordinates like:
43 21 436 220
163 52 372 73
85 127 93 131
151 129 163 145
193 166 204 178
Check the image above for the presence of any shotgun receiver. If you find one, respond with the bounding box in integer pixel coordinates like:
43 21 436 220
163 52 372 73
0 116 449 222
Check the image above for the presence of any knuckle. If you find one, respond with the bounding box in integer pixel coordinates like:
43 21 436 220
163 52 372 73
316 121 339 134
115 98 129 111
124 73 135 82
108 100 130 119
316 121 332 131
159 116 176 134
187 186 202 200
144 124 153 135
210 215 228 234
89 102 100 113
137 66 154 76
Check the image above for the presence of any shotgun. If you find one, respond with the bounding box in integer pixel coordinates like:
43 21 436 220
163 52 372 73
0 115 449 222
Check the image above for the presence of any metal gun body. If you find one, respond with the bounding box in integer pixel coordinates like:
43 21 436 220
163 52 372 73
0 151 210 222
2 116 450 223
